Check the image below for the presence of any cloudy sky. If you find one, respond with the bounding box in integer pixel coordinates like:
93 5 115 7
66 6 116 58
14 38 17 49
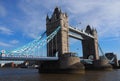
0 0 120 58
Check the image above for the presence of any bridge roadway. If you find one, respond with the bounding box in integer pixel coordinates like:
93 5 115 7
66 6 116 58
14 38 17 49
69 26 94 40
0 55 93 64
0 56 58 61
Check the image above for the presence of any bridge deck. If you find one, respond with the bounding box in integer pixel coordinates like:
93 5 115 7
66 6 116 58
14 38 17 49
0 56 58 61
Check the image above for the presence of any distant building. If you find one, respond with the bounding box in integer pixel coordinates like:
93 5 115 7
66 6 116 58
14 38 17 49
2 62 17 68
105 52 119 67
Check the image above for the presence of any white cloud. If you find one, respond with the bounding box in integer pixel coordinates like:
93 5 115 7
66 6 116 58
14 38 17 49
9 40 19 44
0 40 19 48
60 0 120 38
17 0 47 38
0 41 12 47
15 0 120 40
0 26 13 35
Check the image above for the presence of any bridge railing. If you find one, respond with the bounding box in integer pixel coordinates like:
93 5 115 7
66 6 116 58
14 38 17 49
0 53 59 61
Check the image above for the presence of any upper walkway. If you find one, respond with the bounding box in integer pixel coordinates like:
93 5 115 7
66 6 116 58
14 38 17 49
69 26 94 40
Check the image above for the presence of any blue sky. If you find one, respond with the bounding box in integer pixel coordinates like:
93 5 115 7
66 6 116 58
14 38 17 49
0 0 120 59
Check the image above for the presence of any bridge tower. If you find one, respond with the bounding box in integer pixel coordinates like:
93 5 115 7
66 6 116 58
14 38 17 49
82 25 99 60
46 7 69 57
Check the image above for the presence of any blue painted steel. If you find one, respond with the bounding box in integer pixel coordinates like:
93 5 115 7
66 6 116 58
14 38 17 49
1 26 61 61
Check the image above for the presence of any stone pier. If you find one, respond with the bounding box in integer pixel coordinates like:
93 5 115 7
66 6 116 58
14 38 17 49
93 59 112 70
39 53 84 73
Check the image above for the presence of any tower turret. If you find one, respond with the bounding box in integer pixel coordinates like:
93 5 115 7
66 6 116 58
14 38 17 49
46 14 49 23
46 7 69 57
82 25 99 60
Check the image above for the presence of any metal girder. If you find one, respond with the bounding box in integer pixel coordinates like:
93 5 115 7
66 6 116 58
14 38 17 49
69 33 83 40
0 56 58 61
69 26 94 39
4 26 61 60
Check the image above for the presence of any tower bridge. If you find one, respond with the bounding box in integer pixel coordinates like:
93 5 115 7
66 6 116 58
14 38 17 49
46 7 99 61
0 7 113 73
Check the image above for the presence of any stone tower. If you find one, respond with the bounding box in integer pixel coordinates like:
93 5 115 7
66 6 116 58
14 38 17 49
46 7 69 57
82 25 99 60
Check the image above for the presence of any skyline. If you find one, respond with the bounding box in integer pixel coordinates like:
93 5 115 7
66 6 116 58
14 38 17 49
0 0 120 59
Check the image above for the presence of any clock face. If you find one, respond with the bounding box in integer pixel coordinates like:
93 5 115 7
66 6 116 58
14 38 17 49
88 55 94 60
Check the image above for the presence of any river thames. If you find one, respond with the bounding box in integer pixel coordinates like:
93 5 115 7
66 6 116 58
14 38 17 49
0 68 120 81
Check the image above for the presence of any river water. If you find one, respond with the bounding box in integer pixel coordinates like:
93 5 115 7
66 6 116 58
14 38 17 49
0 68 120 81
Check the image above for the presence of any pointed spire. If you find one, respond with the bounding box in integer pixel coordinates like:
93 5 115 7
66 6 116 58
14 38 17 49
86 25 91 31
92 27 97 33
85 25 92 34
94 28 97 33
54 6 61 14
46 14 49 20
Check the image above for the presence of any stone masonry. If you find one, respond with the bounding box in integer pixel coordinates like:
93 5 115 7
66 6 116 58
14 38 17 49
46 7 69 57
